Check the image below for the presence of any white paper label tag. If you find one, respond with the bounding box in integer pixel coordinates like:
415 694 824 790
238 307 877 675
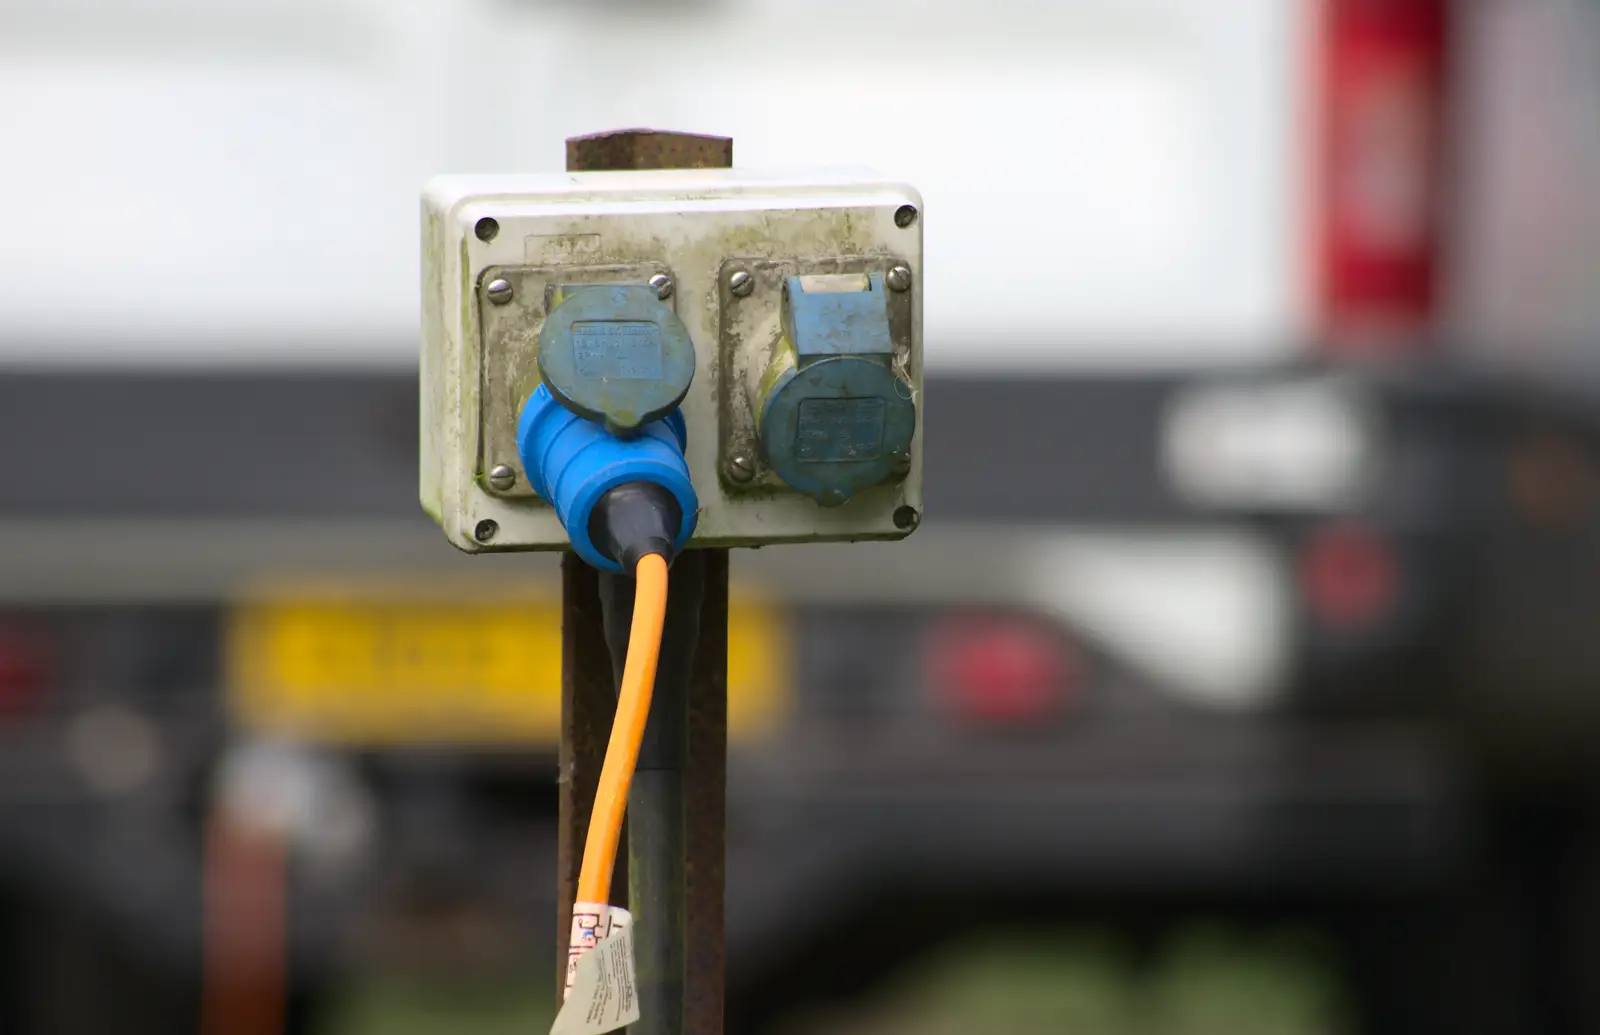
552 903 638 1035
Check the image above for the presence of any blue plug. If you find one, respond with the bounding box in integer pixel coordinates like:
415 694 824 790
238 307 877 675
517 384 698 573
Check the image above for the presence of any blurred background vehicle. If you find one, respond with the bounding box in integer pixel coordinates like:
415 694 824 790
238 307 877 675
2 0 1600 1032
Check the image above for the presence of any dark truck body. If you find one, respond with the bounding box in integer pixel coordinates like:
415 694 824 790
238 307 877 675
0 366 1598 1033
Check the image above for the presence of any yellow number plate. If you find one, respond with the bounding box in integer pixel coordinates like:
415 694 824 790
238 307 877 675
226 580 788 746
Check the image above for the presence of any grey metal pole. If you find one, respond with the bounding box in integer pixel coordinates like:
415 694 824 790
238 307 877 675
599 553 704 1035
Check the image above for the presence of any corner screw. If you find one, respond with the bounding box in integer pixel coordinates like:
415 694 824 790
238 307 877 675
648 273 674 300
485 278 514 306
473 519 499 543
726 455 756 483
728 269 754 298
893 506 920 531
487 464 516 491
886 266 913 293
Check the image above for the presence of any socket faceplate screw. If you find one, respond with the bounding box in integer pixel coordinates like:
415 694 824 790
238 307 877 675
726 455 756 483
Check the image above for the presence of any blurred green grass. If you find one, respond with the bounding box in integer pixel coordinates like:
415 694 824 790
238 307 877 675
322 922 1348 1035
774 922 1349 1035
319 969 556 1035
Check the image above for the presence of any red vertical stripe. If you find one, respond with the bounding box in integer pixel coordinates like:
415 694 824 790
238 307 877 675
1317 0 1449 349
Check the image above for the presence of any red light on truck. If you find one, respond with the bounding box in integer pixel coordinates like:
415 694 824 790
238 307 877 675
926 615 1079 724
1300 522 1397 631
0 625 51 720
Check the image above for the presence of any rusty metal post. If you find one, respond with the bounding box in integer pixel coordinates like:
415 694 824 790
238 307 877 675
557 552 620 964
681 550 727 1035
559 129 731 1035
567 130 733 173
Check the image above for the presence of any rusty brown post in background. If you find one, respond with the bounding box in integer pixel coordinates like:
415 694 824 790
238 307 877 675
559 129 731 1035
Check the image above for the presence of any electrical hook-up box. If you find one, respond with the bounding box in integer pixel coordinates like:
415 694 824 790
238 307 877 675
420 168 924 553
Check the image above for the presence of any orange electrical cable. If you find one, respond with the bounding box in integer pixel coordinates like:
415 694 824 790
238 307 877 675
575 551 670 908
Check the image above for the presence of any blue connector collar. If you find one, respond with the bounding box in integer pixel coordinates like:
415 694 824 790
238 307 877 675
516 384 698 573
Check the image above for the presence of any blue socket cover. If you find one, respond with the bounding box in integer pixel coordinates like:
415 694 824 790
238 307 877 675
516 384 698 573
756 273 916 507
537 284 696 437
